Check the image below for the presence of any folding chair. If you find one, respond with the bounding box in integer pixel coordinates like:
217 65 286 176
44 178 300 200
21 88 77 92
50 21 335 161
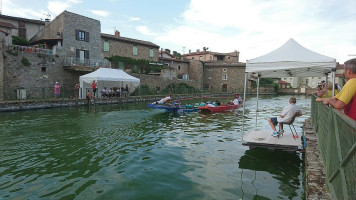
278 113 301 139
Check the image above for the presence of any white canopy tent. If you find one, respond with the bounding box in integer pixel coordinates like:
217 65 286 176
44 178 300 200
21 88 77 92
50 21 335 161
242 39 337 138
79 68 140 99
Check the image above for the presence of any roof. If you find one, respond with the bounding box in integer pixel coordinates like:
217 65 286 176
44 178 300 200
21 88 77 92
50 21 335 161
204 61 246 67
0 22 16 29
336 64 344 69
0 14 45 25
246 38 336 77
278 80 291 84
101 33 159 48
159 57 189 63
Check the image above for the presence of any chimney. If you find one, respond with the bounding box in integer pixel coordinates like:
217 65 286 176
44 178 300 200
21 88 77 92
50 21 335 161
189 49 191 53
115 30 120 37
196 49 200 52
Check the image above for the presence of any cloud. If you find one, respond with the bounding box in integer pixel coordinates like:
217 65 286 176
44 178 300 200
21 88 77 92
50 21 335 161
136 26 156 36
47 0 82 15
89 10 110 17
155 0 356 62
129 17 141 21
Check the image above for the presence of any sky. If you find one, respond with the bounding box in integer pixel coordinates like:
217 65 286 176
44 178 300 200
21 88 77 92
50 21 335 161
2 0 356 63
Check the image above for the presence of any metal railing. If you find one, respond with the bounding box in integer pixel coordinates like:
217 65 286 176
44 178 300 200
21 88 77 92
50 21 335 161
5 44 53 55
62 57 111 68
311 95 356 199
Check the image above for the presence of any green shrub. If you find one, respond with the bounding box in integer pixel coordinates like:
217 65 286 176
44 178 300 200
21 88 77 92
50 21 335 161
6 50 18 56
12 36 29 46
21 57 31 66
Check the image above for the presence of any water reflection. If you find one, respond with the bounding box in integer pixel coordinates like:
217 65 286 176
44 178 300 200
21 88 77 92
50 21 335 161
239 149 303 199
0 95 310 199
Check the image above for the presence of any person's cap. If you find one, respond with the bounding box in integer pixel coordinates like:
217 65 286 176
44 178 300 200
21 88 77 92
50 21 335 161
321 80 325 83
56 82 59 84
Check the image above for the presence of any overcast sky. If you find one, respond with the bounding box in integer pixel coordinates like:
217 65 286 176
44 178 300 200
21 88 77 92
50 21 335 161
3 0 356 63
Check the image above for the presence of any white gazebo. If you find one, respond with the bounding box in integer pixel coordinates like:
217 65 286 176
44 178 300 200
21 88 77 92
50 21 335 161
241 39 337 150
79 68 140 98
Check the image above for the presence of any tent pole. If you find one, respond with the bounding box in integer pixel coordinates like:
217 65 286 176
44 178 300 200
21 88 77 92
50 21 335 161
332 67 336 96
242 72 248 141
325 73 329 97
255 76 260 131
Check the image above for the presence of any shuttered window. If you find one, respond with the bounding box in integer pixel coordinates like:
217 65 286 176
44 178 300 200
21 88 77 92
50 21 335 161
149 48 154 57
103 41 109 52
75 30 89 42
133 46 137 56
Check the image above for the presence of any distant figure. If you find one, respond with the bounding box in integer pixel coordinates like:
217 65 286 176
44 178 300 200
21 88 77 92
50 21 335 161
215 100 221 106
268 96 302 137
86 90 93 103
316 58 356 121
321 82 338 98
153 96 171 104
227 94 242 105
101 87 108 98
92 80 97 97
74 82 80 99
116 87 121 97
54 82 61 100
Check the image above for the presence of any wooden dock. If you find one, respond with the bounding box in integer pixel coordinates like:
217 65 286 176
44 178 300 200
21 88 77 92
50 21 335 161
242 130 302 152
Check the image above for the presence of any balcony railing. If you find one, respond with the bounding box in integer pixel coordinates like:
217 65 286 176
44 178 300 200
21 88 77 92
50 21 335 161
62 57 111 68
5 44 53 55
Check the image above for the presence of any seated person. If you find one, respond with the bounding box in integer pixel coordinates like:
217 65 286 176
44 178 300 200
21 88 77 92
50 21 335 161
268 96 302 137
116 87 121 97
108 88 114 97
101 87 108 97
215 100 221 106
227 94 242 105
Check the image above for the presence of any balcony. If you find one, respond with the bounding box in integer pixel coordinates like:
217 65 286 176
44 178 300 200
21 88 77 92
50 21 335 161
62 57 111 72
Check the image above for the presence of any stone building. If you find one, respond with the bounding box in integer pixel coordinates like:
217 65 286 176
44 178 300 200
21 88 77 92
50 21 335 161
159 51 189 80
183 50 246 92
0 14 45 40
183 49 239 62
29 11 104 65
101 31 159 62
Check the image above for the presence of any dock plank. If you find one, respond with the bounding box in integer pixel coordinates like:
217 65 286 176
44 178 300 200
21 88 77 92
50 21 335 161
242 130 302 151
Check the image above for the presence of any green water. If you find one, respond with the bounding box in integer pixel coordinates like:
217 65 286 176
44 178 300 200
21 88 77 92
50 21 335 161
0 95 310 199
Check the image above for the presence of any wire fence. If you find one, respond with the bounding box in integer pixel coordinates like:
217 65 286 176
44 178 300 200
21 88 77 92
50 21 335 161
311 95 356 200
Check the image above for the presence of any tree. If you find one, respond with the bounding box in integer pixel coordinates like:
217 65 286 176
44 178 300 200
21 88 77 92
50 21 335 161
172 51 182 59
12 36 29 46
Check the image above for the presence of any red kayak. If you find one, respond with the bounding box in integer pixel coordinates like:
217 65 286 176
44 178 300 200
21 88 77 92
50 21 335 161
199 104 240 112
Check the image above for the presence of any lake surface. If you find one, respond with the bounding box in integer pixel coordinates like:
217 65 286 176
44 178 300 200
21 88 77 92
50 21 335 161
0 95 311 199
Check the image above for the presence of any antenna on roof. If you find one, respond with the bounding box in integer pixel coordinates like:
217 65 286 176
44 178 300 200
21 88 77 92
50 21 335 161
182 46 185 54
44 12 51 22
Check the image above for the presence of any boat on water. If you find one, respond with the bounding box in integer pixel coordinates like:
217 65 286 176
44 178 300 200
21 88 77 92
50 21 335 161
199 104 241 112
147 104 199 113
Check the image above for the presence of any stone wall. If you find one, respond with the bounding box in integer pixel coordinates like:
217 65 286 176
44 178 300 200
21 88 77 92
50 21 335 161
187 60 204 88
0 53 3 101
2 50 81 100
204 66 245 92
62 11 102 61
133 73 202 91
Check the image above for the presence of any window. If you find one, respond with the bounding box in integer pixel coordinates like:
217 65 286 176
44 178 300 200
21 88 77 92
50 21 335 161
192 57 194 60
133 46 137 56
41 67 46 72
306 79 309 84
178 65 181 70
223 68 227 72
149 49 154 58
222 74 227 80
76 30 89 42
183 74 188 80
228 57 230 59
76 49 89 60
103 41 109 52
199 56 202 60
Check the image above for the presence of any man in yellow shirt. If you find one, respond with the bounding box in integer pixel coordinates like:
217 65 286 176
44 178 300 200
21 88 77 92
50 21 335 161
316 58 356 121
